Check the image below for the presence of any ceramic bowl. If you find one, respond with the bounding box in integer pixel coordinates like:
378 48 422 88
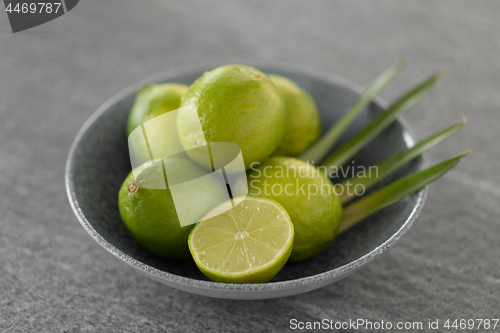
65 63 426 300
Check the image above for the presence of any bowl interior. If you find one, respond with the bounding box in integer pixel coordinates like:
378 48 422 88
66 64 424 291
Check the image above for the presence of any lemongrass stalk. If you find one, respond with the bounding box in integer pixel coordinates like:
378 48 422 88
338 118 466 204
299 58 407 164
321 70 445 174
338 150 470 234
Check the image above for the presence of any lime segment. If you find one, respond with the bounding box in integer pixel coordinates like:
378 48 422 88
188 197 294 283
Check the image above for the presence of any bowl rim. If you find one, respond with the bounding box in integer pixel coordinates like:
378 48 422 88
65 62 427 295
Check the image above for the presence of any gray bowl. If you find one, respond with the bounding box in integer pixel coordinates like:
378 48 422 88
65 63 426 300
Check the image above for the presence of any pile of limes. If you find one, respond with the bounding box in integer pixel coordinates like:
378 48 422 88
118 63 467 284
119 64 340 283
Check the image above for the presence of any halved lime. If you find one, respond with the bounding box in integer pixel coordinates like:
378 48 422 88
188 196 294 283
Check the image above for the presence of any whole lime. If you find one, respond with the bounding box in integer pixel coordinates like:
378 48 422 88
127 83 188 135
118 157 227 259
269 75 321 157
127 83 188 164
247 157 343 261
177 65 285 170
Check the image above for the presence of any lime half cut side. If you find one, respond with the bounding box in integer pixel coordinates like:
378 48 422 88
188 196 294 284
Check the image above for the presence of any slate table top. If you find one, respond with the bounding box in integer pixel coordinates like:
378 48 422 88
1 1 499 332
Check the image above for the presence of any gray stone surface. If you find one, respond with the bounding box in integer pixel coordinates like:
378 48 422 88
0 0 499 331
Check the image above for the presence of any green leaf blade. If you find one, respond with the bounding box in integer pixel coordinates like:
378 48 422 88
299 58 406 164
339 150 470 234
321 70 445 172
338 118 466 204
